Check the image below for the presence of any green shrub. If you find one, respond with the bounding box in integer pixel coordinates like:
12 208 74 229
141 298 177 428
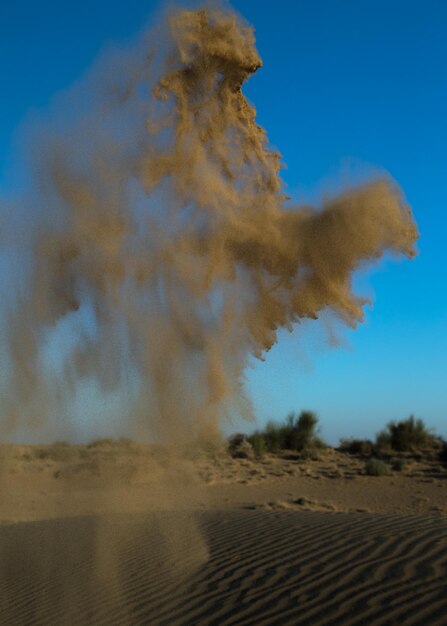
249 432 267 458
365 458 391 476
286 411 319 451
375 430 392 450
376 416 436 452
270 410 320 452
249 410 323 454
264 421 283 452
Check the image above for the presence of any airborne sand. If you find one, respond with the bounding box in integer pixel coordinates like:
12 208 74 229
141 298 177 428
3 4 417 443
0 3 430 626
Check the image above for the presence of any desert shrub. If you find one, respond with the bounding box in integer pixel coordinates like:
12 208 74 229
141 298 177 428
339 438 373 456
227 433 254 459
299 447 320 461
249 410 323 454
376 416 436 452
269 410 318 452
264 421 284 452
364 457 391 476
284 411 319 451
375 429 392 450
248 432 267 458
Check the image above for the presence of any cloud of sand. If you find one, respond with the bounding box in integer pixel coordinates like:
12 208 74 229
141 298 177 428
0 4 418 444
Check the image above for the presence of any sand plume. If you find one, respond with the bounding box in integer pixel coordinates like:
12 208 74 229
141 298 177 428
1 4 417 443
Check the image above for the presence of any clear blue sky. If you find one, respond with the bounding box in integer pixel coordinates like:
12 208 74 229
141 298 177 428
1 0 446 443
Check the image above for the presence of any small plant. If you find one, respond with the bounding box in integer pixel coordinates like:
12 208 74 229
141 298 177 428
364 457 391 476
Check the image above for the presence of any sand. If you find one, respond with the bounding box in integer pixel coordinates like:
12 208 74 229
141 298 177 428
0 443 446 625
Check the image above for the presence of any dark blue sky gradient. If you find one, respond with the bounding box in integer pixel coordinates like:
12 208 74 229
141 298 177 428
1 1 445 442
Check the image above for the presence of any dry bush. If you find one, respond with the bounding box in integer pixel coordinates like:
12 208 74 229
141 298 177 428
228 434 254 459
364 458 391 476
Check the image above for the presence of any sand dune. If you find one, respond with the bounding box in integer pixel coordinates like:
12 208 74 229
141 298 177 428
0 510 446 625
0 445 446 625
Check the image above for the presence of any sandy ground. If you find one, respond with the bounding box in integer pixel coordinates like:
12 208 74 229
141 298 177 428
0 443 446 625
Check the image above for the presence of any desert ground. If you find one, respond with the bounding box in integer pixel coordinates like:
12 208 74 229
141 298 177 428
0 441 446 625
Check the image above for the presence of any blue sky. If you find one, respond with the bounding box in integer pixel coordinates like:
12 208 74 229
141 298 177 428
1 0 446 443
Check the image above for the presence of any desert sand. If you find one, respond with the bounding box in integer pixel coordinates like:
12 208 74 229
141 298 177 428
0 442 446 626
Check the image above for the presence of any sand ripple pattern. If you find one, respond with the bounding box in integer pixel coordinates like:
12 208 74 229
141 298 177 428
0 511 446 625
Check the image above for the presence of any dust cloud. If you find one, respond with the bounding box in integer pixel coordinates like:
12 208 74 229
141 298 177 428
0 5 419 621
1 4 418 445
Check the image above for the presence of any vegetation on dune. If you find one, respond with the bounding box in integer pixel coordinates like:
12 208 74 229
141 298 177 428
338 416 442 467
249 432 267 458
239 412 444 465
12 413 444 473
246 410 325 457
364 457 392 476
227 433 255 459
375 415 438 452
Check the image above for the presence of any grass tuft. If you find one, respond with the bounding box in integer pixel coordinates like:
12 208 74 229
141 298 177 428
364 457 391 476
